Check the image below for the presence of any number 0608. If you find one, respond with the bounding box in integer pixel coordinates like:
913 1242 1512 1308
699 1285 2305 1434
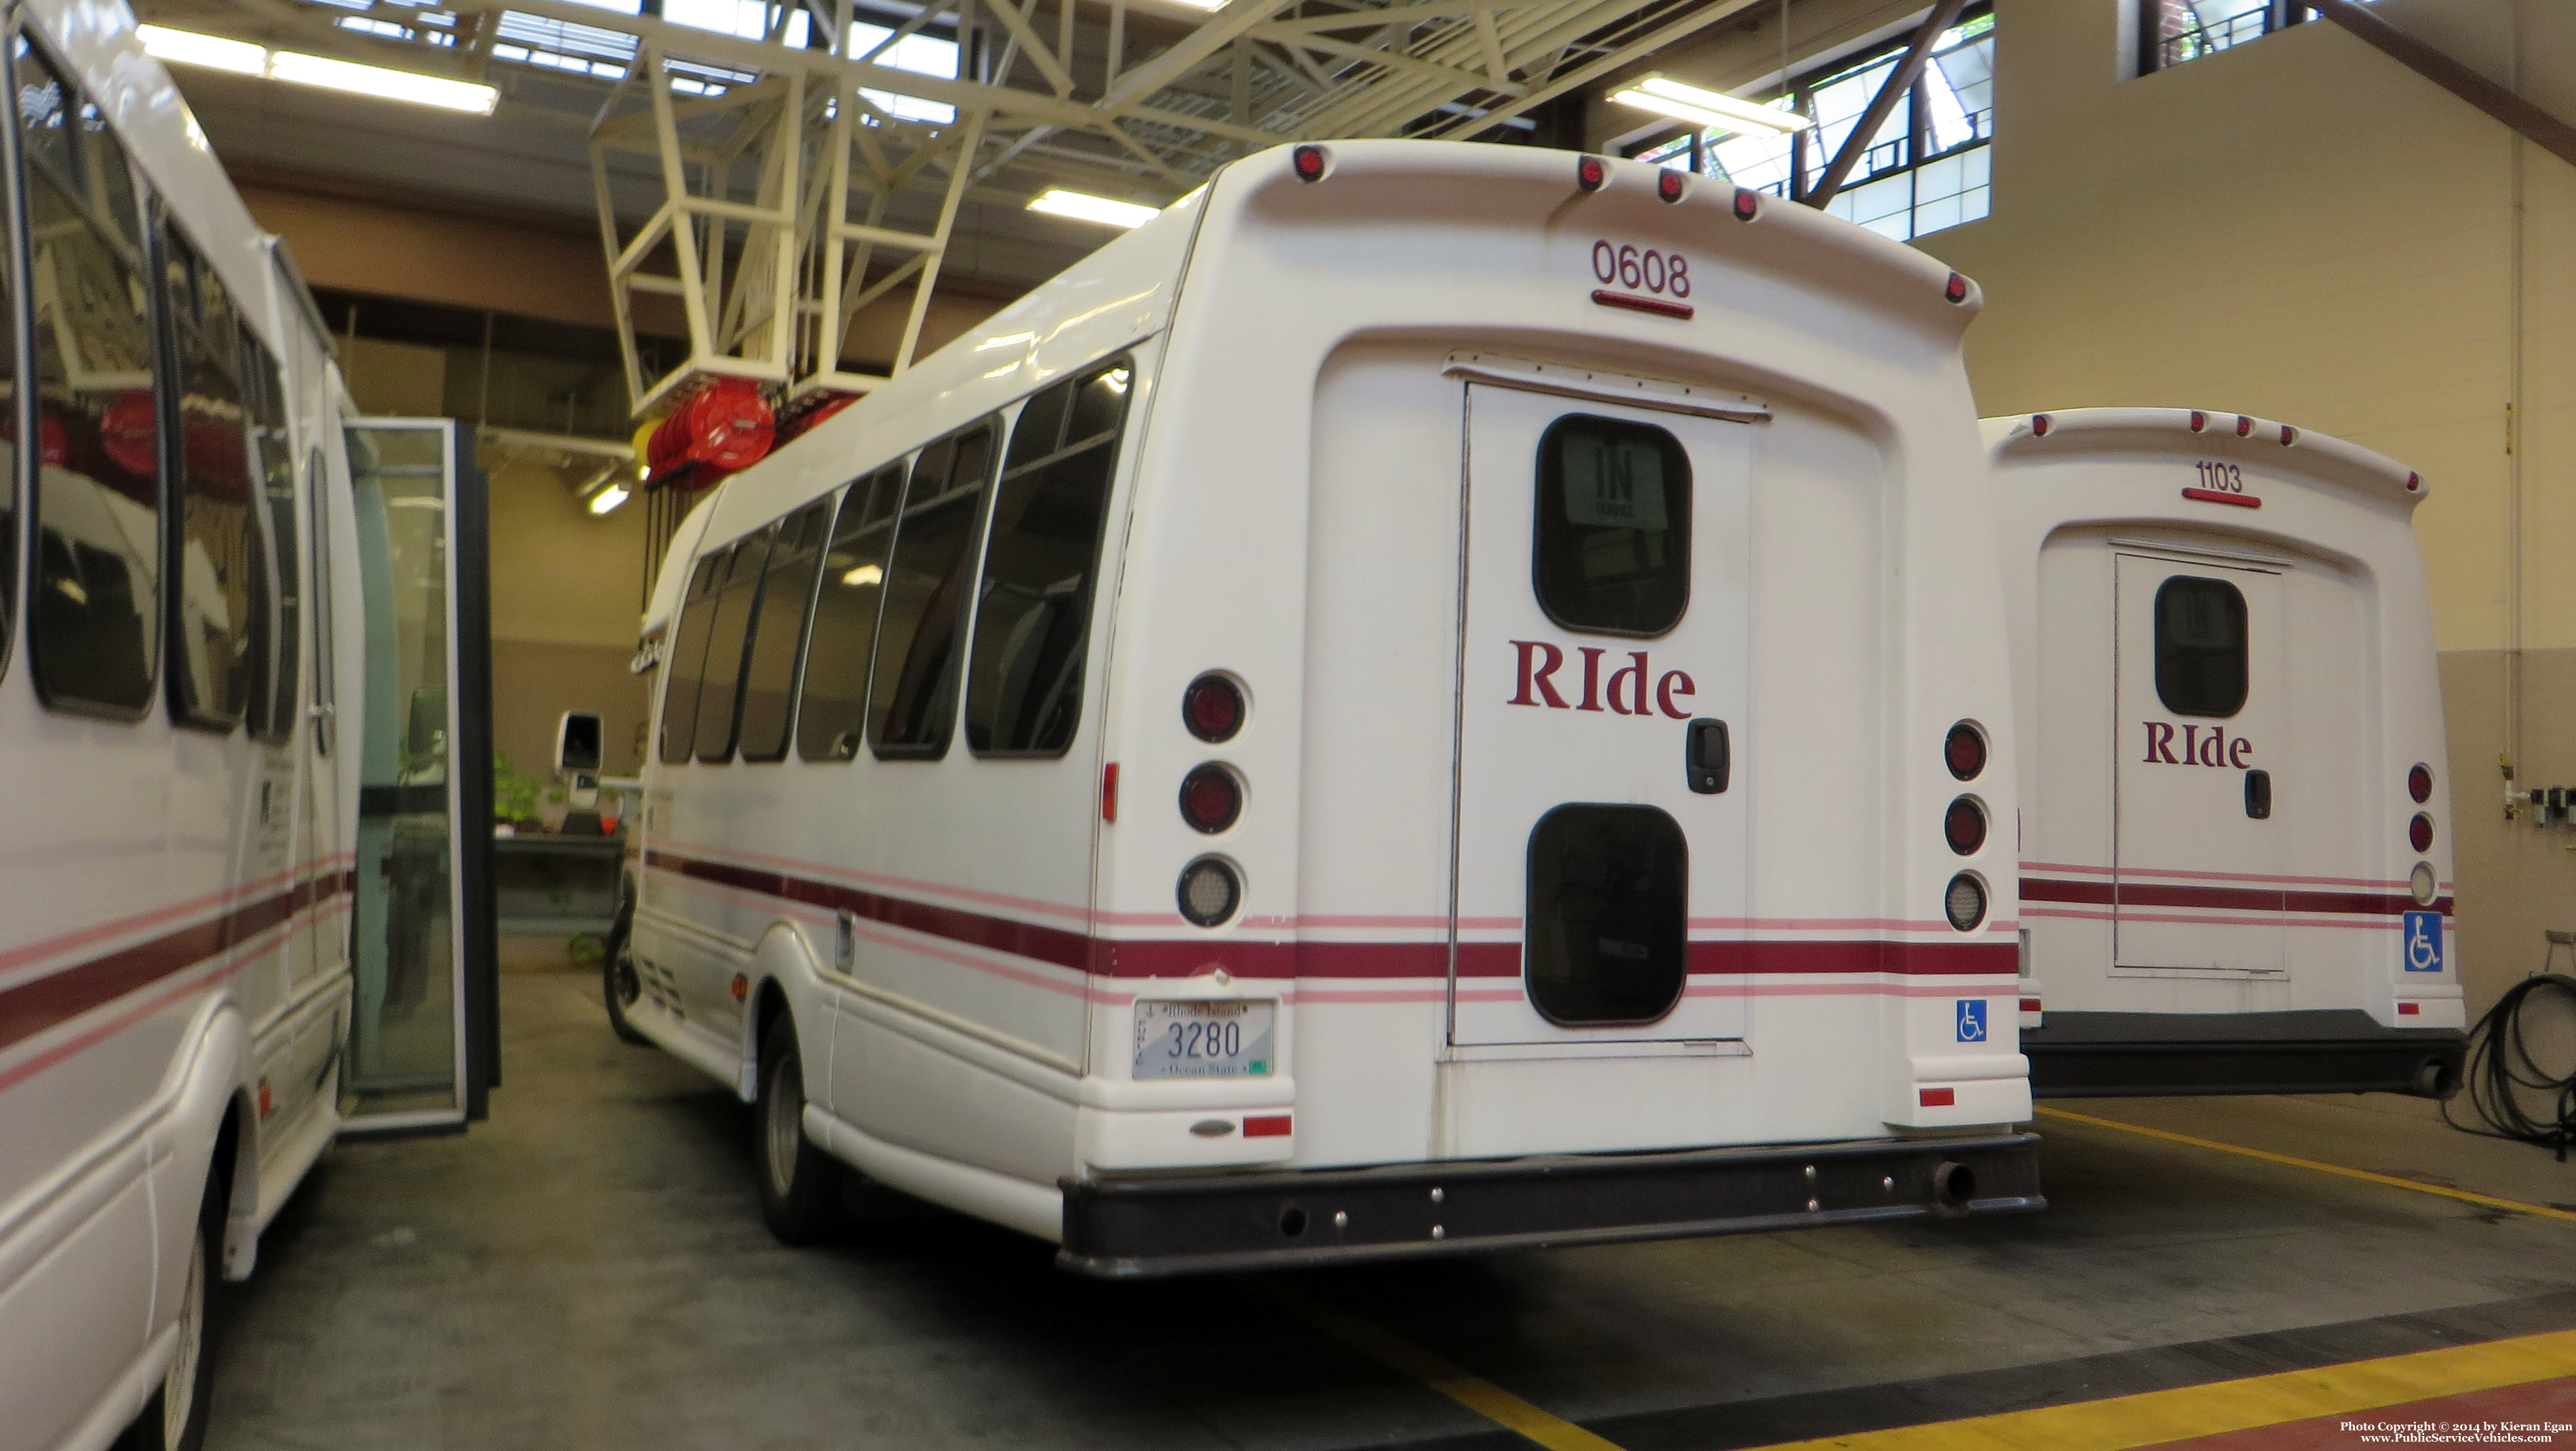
1592 240 1690 298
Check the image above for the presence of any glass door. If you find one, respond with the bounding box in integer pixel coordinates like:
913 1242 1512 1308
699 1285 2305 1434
341 419 498 1132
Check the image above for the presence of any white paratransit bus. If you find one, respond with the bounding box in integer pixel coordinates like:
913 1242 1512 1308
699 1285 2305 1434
616 138 2042 1277
0 5 496 1449
1985 409 2467 1099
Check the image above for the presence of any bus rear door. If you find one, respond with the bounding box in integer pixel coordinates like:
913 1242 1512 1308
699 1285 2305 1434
1448 375 1757 1050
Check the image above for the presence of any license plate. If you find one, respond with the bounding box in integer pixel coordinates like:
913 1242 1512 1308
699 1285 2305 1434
1132 999 1275 1079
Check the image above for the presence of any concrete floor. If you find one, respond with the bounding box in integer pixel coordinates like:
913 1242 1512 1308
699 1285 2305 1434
203 962 2576 1451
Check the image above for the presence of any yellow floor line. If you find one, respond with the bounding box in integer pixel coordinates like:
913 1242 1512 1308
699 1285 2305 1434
1741 1325 2576 1451
1255 1279 1628 1451
2035 1106 2576 1225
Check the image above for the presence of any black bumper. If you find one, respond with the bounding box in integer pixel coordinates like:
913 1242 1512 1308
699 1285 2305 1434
1057 1132 2044 1277
2025 1010 2465 1099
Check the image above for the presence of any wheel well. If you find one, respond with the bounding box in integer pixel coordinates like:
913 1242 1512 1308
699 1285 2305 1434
753 979 791 1060
212 1092 250 1223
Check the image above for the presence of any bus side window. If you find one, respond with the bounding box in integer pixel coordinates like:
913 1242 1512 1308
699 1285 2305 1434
20 39 160 717
658 553 724 763
869 420 996 759
244 336 298 744
692 526 776 763
795 463 905 761
160 220 262 732
306 448 335 755
735 498 831 761
966 359 1133 755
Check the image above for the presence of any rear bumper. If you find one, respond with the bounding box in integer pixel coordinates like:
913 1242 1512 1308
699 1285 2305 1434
2025 1010 2465 1099
1057 1131 2044 1277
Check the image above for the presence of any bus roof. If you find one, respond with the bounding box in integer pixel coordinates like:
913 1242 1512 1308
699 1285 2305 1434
1983 407 2427 506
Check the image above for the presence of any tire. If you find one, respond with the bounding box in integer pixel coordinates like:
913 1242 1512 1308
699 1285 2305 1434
755 1014 842 1245
602 904 649 1046
121 1180 218 1451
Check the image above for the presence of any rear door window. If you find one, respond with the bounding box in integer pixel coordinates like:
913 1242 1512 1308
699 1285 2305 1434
966 360 1132 755
1532 415 1692 637
1525 803 1688 1025
2154 575 2248 717
869 421 995 758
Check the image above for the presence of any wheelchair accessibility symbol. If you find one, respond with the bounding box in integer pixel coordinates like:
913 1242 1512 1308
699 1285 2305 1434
1956 998 1988 1043
2403 911 2444 974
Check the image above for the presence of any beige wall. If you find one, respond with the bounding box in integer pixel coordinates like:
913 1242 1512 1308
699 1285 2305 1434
1624 0 2576 1012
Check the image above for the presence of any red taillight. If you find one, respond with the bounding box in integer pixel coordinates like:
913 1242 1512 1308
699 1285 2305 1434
1102 762 1119 822
2409 813 2434 852
2409 763 2433 803
1919 1088 1956 1108
2189 411 2207 433
1657 168 1685 203
1292 144 1328 182
1945 272 1969 304
2280 424 2297 445
2235 415 2253 437
1244 1114 1292 1137
1181 764 1243 833
2398 1002 2421 1016
1732 187 1758 220
1183 673 1245 742
2030 414 2050 437
1577 155 1606 192
1945 797 1987 855
1945 721 1987 781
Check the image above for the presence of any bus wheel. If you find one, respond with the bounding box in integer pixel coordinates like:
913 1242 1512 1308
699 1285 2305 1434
124 1178 218 1451
756 1016 842 1245
602 913 649 1046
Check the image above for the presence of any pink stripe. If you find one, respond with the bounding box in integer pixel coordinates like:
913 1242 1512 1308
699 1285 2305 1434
2021 905 2415 931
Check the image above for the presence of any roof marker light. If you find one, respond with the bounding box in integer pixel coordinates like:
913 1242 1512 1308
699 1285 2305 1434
2030 414 2050 437
1657 168 1686 203
1732 187 1759 221
2189 411 2207 433
1576 155 1606 192
1945 273 1970 304
2406 472 2422 492
1291 144 1328 182
2280 424 2297 445
2235 415 2253 437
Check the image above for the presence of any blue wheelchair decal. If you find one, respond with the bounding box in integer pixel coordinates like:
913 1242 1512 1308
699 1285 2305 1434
1956 998 1988 1043
2402 911 2444 974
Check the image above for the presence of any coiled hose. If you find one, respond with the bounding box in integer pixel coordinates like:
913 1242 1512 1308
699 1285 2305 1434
2442 973 2576 1160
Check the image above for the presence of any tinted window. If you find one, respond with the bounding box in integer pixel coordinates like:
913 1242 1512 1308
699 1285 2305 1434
2154 575 2248 717
1532 416 1691 637
22 41 159 716
658 553 723 763
736 500 831 761
966 361 1131 755
306 449 334 755
1525 803 1688 1025
795 464 905 761
869 422 994 758
163 222 261 732
245 339 298 744
693 531 773 762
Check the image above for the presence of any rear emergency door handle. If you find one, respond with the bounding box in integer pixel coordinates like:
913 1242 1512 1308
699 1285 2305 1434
2244 768 2272 819
1687 718 1730 794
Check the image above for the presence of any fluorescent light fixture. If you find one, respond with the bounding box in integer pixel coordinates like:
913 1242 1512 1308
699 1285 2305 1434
1612 77 1806 135
1027 189 1159 229
841 563 884 587
587 483 630 515
268 49 499 114
138 24 266 76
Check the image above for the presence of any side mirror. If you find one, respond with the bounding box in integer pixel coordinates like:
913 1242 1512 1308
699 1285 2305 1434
555 711 604 774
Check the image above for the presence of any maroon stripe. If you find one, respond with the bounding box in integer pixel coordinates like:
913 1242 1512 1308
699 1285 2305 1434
2021 876 2450 917
0 871 355 1057
648 848 2010 980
